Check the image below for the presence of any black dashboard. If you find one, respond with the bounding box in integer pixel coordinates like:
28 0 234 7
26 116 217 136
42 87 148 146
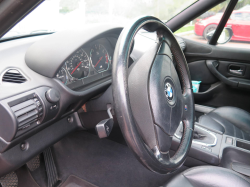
0 25 124 154
0 24 185 176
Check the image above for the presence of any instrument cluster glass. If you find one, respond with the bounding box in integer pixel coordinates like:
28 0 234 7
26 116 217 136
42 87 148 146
90 44 110 72
55 40 112 85
66 49 90 79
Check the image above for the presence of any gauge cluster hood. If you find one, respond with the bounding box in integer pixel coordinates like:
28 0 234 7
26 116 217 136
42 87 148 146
25 24 123 78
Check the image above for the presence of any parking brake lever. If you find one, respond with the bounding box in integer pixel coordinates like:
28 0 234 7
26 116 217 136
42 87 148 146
95 105 114 138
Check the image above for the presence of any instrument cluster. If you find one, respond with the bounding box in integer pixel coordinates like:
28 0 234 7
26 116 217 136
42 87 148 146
55 38 113 89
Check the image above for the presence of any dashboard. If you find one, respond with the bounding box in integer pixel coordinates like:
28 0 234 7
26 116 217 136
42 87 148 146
0 25 124 153
0 24 185 176
56 38 114 90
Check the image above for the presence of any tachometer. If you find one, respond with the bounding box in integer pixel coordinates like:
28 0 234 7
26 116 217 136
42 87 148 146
66 49 90 79
56 68 68 85
90 44 110 72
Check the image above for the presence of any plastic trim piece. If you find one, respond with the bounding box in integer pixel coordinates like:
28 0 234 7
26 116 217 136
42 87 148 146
175 124 217 147
0 112 81 177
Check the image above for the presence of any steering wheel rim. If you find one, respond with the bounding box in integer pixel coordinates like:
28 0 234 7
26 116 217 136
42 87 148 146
112 16 194 174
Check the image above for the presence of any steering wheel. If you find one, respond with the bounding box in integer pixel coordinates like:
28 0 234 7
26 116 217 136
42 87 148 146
112 16 194 174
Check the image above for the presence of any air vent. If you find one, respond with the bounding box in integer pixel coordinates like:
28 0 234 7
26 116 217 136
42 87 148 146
10 96 44 131
2 69 27 83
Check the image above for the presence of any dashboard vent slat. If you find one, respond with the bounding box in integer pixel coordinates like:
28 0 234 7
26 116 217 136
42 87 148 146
10 98 39 128
2 69 27 84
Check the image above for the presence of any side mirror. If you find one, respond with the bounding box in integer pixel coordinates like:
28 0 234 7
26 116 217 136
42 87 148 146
205 27 233 44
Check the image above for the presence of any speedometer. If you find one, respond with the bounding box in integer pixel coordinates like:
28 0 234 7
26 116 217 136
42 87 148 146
90 44 110 72
66 49 90 79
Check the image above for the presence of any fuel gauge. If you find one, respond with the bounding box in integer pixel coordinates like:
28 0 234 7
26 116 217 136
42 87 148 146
56 68 68 85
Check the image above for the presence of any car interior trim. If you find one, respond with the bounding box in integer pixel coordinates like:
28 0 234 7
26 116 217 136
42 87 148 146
195 104 215 114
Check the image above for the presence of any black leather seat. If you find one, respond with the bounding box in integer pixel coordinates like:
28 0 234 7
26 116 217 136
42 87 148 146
164 166 250 187
198 107 250 140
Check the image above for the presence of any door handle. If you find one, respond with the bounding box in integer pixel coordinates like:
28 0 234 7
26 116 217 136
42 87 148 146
206 60 238 87
229 69 243 75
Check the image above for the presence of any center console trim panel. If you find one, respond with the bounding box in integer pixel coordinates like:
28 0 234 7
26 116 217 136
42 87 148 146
175 123 217 147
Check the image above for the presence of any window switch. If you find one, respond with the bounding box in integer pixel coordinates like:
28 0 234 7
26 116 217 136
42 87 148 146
226 137 233 145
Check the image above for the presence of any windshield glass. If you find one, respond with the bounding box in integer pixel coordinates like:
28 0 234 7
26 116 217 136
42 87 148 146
2 0 197 39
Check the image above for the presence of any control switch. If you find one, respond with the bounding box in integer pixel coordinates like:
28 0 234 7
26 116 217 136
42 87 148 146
226 137 233 145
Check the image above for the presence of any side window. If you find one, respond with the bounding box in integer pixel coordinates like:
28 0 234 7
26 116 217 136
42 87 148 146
174 1 230 45
175 0 250 49
220 0 250 48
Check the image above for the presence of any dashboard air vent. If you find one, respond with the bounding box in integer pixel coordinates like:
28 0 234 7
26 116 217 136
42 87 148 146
2 69 27 83
9 94 43 131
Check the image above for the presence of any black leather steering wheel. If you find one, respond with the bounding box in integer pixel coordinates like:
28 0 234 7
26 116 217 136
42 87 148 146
112 16 194 174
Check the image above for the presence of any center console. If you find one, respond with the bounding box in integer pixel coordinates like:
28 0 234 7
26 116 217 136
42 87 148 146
220 136 250 177
172 122 250 177
172 122 222 166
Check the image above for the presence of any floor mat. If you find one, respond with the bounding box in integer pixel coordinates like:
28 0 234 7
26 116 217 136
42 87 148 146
15 166 39 187
28 154 48 187
60 175 97 187
52 131 188 187
0 172 18 187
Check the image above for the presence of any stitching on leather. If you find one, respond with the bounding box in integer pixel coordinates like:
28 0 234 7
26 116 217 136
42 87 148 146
172 120 189 160
170 46 186 92
172 123 186 159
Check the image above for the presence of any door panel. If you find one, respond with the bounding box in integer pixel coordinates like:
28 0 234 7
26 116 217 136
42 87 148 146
183 37 250 112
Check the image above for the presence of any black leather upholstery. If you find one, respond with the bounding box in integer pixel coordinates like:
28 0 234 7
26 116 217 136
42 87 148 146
199 107 250 140
164 166 250 187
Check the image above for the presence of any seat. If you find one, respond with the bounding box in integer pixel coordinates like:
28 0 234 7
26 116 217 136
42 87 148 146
198 106 250 140
164 166 250 187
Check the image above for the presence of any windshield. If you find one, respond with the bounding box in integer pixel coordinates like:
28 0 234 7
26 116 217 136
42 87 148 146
2 0 197 39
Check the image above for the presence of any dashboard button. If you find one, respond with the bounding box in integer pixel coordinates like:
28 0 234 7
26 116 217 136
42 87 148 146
226 137 233 145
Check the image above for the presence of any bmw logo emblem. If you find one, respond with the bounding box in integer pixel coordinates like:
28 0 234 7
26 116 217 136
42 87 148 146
165 82 174 101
